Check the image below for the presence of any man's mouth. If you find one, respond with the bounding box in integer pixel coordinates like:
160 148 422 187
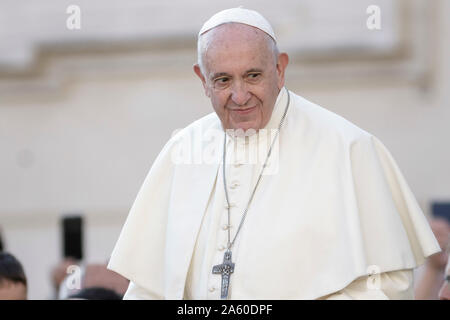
230 106 257 115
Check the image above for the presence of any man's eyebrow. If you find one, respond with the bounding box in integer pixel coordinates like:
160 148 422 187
210 72 230 80
245 68 263 74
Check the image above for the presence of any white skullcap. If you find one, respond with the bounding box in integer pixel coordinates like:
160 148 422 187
199 7 276 42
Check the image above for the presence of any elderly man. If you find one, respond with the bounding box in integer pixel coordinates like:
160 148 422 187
108 8 440 300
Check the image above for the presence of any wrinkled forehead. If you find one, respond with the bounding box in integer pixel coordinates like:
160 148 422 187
198 23 277 75
201 23 275 69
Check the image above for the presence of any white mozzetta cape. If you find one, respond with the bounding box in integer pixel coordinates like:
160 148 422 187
108 88 440 299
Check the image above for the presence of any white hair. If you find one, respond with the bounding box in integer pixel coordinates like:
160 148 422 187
197 23 280 75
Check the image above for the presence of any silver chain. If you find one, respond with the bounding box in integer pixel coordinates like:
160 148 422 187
222 88 291 250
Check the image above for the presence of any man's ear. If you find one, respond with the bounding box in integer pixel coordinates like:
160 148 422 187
275 53 289 90
193 64 210 97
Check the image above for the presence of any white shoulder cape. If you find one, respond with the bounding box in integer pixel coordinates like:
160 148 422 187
108 89 440 299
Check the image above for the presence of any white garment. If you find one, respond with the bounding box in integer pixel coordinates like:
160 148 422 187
183 87 287 299
108 87 440 299
124 269 414 300
321 269 414 299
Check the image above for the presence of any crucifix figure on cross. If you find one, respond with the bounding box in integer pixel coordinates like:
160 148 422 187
212 249 235 299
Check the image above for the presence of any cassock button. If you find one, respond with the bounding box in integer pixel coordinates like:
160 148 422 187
234 163 243 168
225 203 236 209
222 224 230 230
209 286 215 293
218 244 226 251
230 181 240 189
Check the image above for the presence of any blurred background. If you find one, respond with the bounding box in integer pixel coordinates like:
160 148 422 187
0 0 449 299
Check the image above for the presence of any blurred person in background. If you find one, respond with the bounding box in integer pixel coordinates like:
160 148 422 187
67 287 123 300
415 217 450 299
438 256 450 300
54 261 129 300
0 252 27 300
50 257 79 299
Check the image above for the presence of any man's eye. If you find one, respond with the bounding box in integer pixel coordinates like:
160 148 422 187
248 73 261 79
216 77 229 83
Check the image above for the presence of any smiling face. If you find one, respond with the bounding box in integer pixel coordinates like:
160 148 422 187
194 23 288 132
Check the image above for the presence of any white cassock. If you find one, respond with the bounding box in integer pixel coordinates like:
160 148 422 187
107 87 440 299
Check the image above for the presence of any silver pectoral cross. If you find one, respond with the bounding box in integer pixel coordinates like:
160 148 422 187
212 249 235 299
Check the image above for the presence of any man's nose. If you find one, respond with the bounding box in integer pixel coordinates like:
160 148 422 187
230 81 251 106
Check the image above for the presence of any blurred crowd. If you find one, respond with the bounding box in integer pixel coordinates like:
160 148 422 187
0 229 129 300
0 217 449 300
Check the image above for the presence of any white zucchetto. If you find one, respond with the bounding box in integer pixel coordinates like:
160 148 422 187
198 7 277 42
